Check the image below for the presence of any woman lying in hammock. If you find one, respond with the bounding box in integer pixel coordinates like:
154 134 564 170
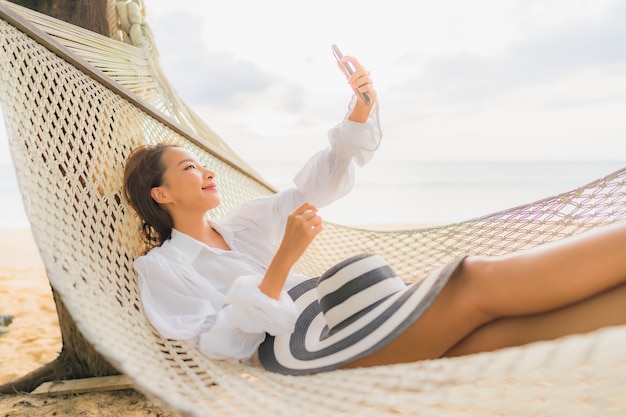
123 54 626 375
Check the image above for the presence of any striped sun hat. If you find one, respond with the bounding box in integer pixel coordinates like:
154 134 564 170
258 253 465 375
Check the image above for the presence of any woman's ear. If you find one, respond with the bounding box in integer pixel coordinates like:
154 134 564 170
150 186 170 204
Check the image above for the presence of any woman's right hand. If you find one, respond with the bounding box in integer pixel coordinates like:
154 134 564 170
259 203 323 299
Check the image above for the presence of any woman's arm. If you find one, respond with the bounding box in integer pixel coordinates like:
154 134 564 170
225 56 380 246
258 57 379 299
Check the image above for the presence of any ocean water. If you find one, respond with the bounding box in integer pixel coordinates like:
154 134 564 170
1 159 624 229
254 159 626 226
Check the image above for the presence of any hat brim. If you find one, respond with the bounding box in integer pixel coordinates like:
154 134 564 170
258 256 465 375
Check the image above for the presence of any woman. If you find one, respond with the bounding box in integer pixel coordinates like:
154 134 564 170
124 55 626 375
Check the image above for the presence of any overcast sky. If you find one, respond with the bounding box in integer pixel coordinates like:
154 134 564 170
1 0 626 228
139 0 626 165
1 0 625 165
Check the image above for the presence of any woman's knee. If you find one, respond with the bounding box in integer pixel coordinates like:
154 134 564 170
452 255 500 322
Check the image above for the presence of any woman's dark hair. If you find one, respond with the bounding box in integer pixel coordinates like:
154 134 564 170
123 143 179 246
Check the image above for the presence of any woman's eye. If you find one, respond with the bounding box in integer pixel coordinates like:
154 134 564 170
185 164 196 170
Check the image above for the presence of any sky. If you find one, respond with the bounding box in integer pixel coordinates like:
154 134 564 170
139 0 626 165
2 0 626 165
1 0 626 226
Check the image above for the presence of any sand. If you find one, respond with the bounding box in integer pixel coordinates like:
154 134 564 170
0 229 179 417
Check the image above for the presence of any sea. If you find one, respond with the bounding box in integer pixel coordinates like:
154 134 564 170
1 159 625 229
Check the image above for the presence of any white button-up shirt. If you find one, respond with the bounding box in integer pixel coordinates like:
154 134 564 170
134 99 381 364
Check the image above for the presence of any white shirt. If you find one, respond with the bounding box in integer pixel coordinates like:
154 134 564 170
134 99 381 364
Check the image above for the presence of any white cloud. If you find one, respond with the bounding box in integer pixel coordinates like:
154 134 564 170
153 11 280 106
139 0 626 163
1 0 625 227
397 1 626 105
2 0 625 165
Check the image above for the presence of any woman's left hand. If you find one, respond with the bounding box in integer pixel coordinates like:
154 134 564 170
337 56 377 122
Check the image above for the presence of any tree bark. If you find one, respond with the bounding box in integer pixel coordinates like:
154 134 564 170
7 0 111 37
0 0 120 394
0 289 119 394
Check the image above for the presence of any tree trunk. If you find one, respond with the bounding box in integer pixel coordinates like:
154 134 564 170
0 0 119 394
7 0 110 37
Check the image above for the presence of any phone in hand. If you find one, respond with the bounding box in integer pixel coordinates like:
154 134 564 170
331 44 372 105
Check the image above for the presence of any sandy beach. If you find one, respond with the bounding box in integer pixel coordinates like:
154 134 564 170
0 229 178 416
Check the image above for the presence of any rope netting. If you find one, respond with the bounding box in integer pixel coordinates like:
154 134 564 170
1 2 625 416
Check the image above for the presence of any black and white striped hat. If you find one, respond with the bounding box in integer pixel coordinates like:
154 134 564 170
258 253 464 375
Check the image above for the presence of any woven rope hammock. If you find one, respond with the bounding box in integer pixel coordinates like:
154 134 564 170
2 1 626 416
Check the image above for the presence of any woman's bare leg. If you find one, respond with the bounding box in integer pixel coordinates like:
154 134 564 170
342 262 492 368
469 221 626 318
444 281 626 357
343 221 626 368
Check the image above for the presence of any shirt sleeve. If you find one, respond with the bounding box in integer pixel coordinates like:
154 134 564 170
134 248 297 362
224 97 382 244
197 274 298 361
293 97 381 207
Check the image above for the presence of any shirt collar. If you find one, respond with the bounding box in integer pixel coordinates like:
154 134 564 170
168 229 205 263
166 221 237 263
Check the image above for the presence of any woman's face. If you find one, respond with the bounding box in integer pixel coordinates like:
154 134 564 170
151 147 221 216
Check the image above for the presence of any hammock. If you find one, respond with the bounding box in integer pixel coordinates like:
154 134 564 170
1 1 626 416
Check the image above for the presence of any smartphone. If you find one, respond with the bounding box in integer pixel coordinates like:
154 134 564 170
331 44 372 105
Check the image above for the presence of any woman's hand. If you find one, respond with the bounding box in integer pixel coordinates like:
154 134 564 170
259 203 323 299
279 202 323 263
337 56 378 122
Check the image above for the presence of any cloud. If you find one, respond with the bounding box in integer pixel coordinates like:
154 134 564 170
393 2 626 108
152 12 271 104
151 11 304 110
